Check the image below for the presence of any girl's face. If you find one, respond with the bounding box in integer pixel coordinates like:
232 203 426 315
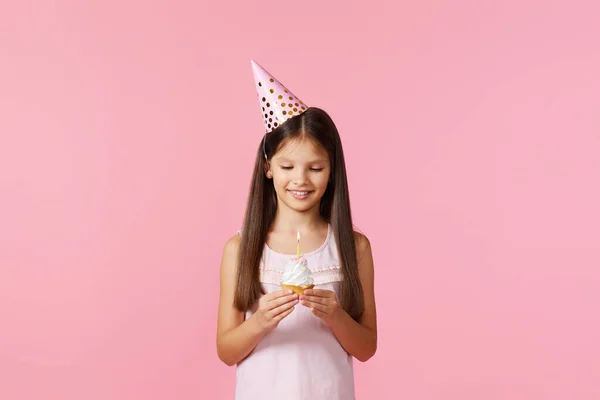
268 137 331 213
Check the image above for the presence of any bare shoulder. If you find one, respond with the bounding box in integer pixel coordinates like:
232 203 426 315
353 231 375 294
353 231 372 258
223 233 241 256
221 234 242 273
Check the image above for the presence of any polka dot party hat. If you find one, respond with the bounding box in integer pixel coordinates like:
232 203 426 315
251 60 308 133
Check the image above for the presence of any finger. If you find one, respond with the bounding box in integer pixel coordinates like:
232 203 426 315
264 290 293 301
262 290 293 305
311 307 327 319
267 294 298 310
303 289 331 297
270 298 299 317
302 300 329 313
274 306 295 321
299 295 329 305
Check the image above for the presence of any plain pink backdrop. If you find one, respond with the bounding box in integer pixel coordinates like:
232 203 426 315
1 1 599 399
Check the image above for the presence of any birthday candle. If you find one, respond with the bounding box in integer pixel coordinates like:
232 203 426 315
297 231 300 259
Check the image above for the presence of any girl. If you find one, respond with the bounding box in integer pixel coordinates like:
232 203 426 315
217 60 377 400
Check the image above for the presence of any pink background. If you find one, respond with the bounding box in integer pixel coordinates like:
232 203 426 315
1 1 599 399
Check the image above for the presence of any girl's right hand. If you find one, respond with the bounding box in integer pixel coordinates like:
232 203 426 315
252 290 298 333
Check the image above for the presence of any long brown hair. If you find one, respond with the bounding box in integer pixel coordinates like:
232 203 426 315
235 107 364 321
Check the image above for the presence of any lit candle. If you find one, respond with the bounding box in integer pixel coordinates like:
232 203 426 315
297 231 300 259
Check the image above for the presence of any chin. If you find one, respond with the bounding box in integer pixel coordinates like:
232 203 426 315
292 204 318 213
277 197 321 213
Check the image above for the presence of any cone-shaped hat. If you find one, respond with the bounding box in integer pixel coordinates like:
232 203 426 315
251 60 308 133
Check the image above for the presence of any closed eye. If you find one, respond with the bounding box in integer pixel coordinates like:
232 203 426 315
280 166 324 171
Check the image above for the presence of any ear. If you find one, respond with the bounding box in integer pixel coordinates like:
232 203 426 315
264 156 273 179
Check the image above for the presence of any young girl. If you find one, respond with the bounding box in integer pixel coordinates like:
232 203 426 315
217 60 377 400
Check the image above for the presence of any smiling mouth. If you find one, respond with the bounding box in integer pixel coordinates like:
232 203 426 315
287 190 313 199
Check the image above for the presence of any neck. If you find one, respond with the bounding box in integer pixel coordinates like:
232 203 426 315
271 203 326 233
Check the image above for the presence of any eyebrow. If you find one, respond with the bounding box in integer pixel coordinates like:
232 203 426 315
277 158 328 163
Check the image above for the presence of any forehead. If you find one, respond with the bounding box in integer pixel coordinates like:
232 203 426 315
273 137 329 162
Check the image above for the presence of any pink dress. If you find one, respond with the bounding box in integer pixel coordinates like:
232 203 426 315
235 224 355 399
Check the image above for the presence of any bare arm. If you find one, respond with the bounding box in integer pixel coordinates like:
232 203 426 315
300 233 377 362
216 235 298 366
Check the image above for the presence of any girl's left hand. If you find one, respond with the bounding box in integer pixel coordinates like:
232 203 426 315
300 289 344 327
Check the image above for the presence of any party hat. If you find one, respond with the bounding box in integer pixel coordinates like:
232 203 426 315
251 60 308 133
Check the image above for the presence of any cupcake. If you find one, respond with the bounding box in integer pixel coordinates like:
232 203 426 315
280 256 314 295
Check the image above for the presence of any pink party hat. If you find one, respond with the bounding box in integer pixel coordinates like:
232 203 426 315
251 60 308 133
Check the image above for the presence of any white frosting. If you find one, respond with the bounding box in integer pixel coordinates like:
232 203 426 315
281 256 314 286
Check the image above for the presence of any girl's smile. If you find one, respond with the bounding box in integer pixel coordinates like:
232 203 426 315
287 189 314 200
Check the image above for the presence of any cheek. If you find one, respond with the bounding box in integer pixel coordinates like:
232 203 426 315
272 173 289 187
315 173 330 188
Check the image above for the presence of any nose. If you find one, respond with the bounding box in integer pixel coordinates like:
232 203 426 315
292 168 308 184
